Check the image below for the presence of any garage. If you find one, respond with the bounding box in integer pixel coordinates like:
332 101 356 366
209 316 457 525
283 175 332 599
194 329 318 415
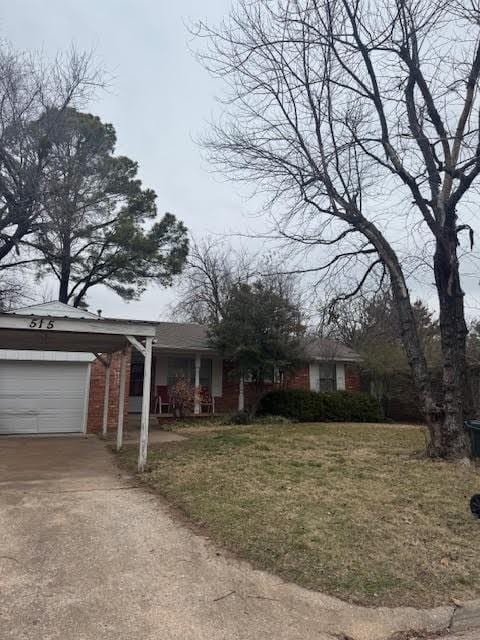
0 358 91 435
0 301 157 470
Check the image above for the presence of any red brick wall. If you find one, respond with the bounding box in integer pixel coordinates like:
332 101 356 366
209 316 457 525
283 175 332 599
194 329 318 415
345 364 362 392
284 365 310 390
214 363 362 413
87 348 131 433
215 363 311 413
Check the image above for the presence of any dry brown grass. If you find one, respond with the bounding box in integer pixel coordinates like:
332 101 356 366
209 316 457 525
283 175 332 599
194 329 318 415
118 422 480 607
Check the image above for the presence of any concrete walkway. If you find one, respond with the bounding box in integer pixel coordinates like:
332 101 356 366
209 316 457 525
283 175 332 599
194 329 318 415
0 436 462 640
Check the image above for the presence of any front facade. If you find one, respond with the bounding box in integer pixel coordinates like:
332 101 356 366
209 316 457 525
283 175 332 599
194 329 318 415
128 322 362 416
0 304 362 438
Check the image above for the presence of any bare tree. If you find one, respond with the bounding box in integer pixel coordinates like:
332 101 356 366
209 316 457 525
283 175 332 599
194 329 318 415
171 237 245 324
0 42 103 269
196 0 480 459
0 270 28 310
172 236 305 325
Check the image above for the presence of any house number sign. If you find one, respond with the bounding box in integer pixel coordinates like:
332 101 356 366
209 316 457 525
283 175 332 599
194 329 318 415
28 318 55 329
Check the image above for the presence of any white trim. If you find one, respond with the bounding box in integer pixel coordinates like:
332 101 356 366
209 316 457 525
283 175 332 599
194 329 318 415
238 374 245 411
309 362 319 392
0 313 156 338
127 335 146 356
82 364 92 434
116 350 127 451
138 336 153 472
0 350 94 362
194 353 201 415
336 363 346 391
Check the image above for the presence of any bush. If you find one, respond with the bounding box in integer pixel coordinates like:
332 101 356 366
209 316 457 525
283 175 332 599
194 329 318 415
257 389 383 423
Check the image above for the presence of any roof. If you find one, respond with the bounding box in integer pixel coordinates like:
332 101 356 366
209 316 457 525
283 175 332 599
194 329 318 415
154 322 361 362
154 322 212 351
302 337 362 363
11 301 98 319
5 301 157 326
5 302 361 361
0 301 157 353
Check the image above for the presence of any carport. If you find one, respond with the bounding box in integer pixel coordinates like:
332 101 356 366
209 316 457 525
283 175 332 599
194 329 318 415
0 304 156 471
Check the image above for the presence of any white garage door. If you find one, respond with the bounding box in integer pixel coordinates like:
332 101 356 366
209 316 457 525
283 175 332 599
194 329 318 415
0 361 89 434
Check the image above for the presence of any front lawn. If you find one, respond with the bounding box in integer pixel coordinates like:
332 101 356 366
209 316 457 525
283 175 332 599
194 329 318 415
118 422 480 607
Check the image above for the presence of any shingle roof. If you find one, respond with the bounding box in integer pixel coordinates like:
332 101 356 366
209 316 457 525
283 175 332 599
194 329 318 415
154 322 212 351
154 322 361 362
302 336 362 362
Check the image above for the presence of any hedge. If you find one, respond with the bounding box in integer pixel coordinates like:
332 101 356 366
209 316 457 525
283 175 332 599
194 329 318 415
257 389 383 422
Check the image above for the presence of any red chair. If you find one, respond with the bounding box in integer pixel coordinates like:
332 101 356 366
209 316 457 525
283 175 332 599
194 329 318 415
154 385 171 414
199 386 215 414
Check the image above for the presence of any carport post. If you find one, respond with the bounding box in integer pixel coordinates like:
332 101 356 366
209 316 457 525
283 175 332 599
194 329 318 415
194 353 201 415
138 336 153 472
116 349 128 451
102 357 112 437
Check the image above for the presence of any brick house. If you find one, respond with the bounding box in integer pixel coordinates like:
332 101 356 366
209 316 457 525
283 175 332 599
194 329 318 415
129 322 362 416
0 303 361 439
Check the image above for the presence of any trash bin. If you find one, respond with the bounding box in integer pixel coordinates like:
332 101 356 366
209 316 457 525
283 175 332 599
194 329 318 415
465 420 480 457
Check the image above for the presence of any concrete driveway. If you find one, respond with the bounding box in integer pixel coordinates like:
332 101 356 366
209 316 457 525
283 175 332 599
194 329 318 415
0 436 456 640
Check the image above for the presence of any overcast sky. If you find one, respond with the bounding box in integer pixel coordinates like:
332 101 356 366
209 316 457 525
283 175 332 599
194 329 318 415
2 0 252 320
3 2 480 321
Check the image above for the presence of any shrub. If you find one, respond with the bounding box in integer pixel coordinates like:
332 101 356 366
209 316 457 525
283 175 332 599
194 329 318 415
257 389 383 422
169 375 195 418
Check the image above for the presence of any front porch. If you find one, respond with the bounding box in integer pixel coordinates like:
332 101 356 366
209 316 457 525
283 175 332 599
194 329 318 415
128 349 224 418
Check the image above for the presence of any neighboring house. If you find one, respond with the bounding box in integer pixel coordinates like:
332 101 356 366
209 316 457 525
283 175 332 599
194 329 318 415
129 322 362 416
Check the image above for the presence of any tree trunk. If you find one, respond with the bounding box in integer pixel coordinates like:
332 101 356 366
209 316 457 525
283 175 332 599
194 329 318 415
361 220 442 451
430 234 471 459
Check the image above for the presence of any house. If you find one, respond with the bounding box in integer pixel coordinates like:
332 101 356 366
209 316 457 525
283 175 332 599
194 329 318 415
129 322 362 416
0 302 362 442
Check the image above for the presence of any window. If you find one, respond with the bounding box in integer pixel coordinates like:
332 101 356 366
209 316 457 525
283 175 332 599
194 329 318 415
319 363 336 392
167 357 194 387
166 357 213 390
199 359 212 389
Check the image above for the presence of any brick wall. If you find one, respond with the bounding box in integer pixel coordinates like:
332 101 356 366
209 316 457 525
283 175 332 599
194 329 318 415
345 364 362 392
215 363 312 412
284 365 310 390
214 362 362 413
87 348 131 433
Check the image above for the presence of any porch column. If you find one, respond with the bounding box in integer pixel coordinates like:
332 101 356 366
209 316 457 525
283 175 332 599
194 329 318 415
116 349 128 451
138 336 153 472
194 353 201 415
102 356 112 437
238 373 245 411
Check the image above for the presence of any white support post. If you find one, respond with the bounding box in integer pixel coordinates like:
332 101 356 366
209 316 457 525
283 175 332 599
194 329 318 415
238 373 245 411
138 336 153 472
102 356 112 437
116 349 128 451
194 353 201 415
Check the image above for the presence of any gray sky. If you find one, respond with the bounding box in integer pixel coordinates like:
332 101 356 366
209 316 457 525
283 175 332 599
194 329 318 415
3 2 480 320
2 0 250 320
